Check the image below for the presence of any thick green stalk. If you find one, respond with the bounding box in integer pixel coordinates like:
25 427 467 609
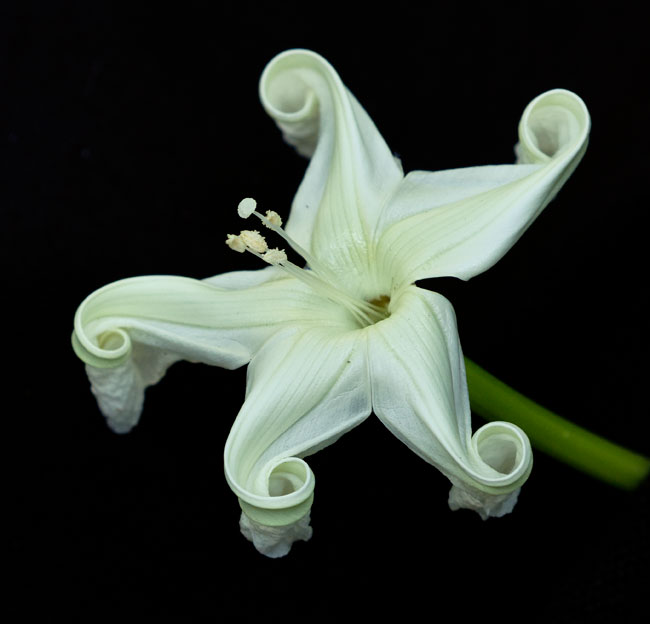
464 357 650 490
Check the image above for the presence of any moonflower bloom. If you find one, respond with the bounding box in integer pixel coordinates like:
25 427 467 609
72 49 590 557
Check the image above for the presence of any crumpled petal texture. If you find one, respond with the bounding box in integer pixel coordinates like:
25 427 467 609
72 48 590 556
239 511 313 559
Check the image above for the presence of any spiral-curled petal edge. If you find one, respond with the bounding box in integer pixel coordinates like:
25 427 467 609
516 88 590 166
259 49 321 158
447 420 533 518
450 421 533 502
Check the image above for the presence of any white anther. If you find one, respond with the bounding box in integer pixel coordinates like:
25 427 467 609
225 234 246 253
240 230 268 253
264 210 283 227
263 248 288 265
237 197 257 219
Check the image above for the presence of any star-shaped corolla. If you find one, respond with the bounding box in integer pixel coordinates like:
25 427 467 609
72 50 590 557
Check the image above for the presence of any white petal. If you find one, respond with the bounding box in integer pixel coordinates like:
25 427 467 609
376 89 590 286
367 287 532 516
259 49 403 282
73 269 349 432
375 164 541 233
224 325 371 556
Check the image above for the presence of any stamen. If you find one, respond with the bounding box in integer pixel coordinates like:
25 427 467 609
244 204 334 280
263 248 288 265
225 234 246 253
265 210 283 227
239 230 268 253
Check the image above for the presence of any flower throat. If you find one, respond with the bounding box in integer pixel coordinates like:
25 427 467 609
226 198 389 328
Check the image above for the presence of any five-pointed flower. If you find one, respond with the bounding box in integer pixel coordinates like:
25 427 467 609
72 49 590 557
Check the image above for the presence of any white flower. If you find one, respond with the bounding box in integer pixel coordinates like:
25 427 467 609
72 49 590 557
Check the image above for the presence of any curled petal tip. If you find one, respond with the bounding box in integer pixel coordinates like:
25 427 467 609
516 88 590 165
471 421 532 487
259 50 323 157
449 421 533 519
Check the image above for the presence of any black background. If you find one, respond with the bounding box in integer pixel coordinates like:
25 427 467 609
8 3 649 620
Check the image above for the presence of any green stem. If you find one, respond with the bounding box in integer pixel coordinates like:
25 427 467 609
464 357 650 491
